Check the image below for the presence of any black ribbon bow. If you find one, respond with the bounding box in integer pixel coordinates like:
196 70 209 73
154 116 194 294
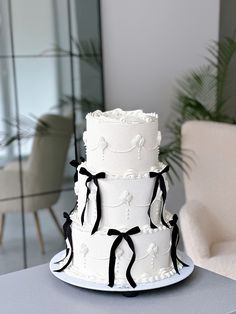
54 212 73 272
79 167 106 235
70 157 85 183
148 165 170 229
107 226 141 288
169 214 189 274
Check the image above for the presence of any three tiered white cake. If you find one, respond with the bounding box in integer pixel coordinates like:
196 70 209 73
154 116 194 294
55 108 187 288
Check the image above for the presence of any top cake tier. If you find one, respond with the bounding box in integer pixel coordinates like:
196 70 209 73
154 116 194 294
83 108 161 175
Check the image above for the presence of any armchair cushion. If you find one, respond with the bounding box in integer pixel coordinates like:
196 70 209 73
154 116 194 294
179 200 212 260
202 247 236 280
211 240 236 256
180 121 236 280
180 200 236 280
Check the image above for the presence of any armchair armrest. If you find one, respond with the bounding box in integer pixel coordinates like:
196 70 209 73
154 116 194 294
179 200 212 260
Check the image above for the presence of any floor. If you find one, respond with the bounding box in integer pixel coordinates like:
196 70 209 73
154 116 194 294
0 184 75 275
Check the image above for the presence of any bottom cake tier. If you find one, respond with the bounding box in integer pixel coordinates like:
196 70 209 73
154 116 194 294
60 221 182 288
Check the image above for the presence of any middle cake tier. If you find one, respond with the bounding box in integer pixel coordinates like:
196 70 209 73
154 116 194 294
74 163 169 231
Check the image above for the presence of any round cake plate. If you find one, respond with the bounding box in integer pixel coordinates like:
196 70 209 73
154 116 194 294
49 250 194 293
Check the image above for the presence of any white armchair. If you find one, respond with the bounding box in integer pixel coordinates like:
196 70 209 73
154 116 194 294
0 114 73 253
180 120 236 280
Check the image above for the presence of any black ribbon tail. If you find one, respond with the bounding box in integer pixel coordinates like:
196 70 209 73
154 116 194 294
125 236 137 288
149 165 170 229
147 176 158 229
170 214 189 274
54 248 70 265
79 167 105 234
159 175 169 228
91 178 102 235
54 212 73 272
81 177 91 225
80 156 85 163
54 250 73 273
108 236 123 287
70 159 80 183
176 256 189 268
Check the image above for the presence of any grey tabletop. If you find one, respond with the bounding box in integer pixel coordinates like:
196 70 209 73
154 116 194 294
0 263 236 314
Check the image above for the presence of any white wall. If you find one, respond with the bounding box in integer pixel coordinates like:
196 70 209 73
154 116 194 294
101 0 220 211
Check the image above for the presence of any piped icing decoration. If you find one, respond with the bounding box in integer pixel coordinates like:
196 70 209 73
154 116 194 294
147 243 158 257
148 165 170 229
87 133 159 161
157 131 162 145
169 214 189 274
87 108 158 124
74 182 80 195
102 190 133 208
120 190 133 221
88 191 96 201
97 137 108 160
115 248 124 275
119 190 133 206
107 226 141 288
79 167 106 235
123 169 137 179
131 134 145 159
76 161 167 180
83 131 88 145
115 247 124 258
159 267 173 279
102 189 151 210
80 243 89 268
147 243 158 270
156 131 162 156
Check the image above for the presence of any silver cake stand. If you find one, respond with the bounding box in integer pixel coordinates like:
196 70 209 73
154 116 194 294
50 250 194 296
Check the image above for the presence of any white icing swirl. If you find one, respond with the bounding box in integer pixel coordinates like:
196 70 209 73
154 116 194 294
78 161 167 179
86 108 158 124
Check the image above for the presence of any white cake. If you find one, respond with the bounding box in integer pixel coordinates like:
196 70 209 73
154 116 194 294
55 108 187 288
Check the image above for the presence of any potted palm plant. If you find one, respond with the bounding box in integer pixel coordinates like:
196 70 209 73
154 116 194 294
159 36 236 183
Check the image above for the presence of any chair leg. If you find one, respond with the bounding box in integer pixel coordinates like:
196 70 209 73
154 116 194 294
33 211 45 254
48 207 63 236
0 213 5 245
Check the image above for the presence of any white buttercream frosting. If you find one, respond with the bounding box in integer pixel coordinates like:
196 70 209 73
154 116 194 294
59 108 183 288
85 108 160 174
86 108 158 124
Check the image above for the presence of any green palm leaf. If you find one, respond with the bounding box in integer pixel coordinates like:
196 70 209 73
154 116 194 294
160 36 236 183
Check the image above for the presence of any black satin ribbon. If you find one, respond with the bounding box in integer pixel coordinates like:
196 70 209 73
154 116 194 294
70 157 85 183
79 167 106 235
148 165 170 229
54 211 74 272
80 156 85 163
70 160 80 183
169 214 189 274
107 226 141 288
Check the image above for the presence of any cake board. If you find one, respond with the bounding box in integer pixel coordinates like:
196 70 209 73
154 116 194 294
50 250 194 296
